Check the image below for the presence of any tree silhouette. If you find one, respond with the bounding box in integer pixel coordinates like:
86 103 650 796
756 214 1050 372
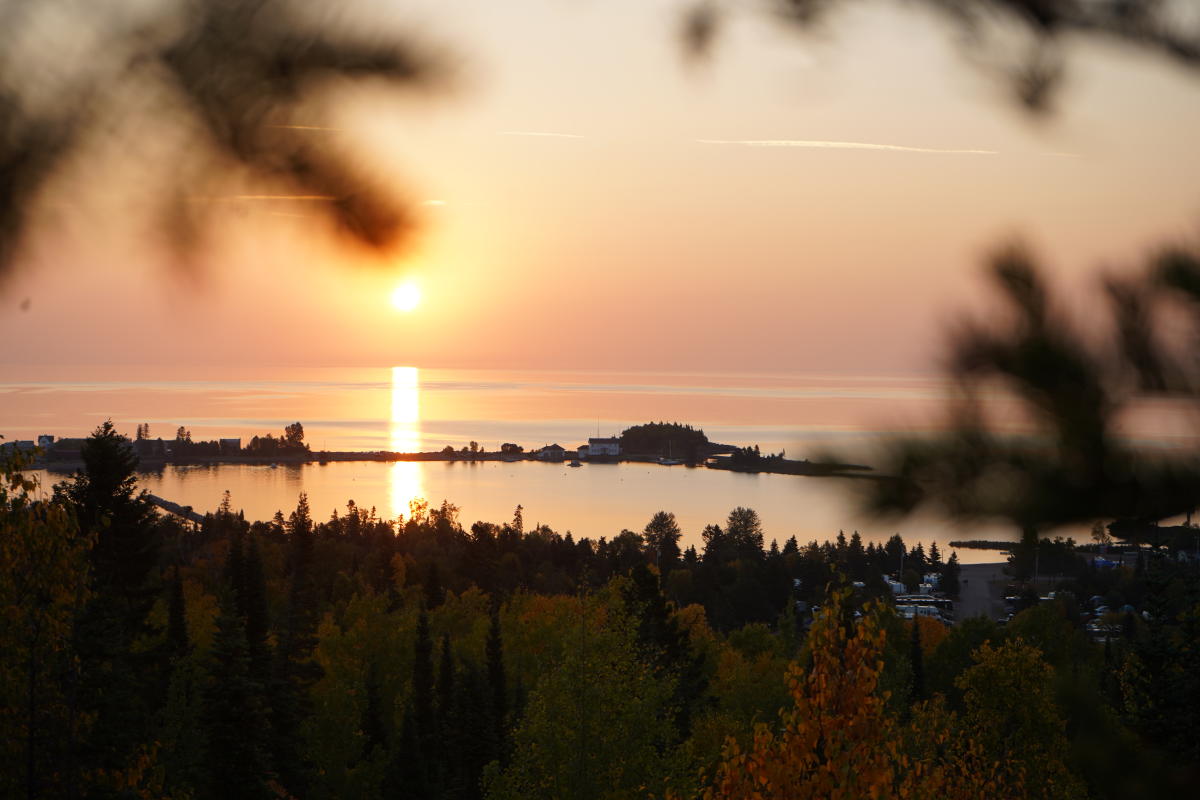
0 0 447 274
0 454 92 799
485 602 508 760
686 1 1200 114
846 244 1200 536
204 589 275 800
58 421 158 590
643 510 683 569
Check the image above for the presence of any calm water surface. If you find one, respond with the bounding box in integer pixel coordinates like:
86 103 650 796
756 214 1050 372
128 460 1019 564
0 364 950 454
7 365 1112 561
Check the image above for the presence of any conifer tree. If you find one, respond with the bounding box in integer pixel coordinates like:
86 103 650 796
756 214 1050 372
242 534 271 685
486 603 508 757
204 592 273 800
223 527 245 613
943 552 962 598
160 654 206 796
167 566 190 659
270 493 321 796
54 421 161 783
453 662 495 800
929 541 943 571
437 633 455 729
0 455 92 799
436 633 458 795
413 610 436 751
425 562 445 609
384 704 429 798
884 534 906 575
57 420 159 605
911 541 928 575
361 661 387 759
847 531 866 580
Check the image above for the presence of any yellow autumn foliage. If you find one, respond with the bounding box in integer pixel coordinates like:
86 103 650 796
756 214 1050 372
699 590 1024 800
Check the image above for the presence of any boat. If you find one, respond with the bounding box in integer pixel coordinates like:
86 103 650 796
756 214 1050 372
568 459 582 467
657 442 683 465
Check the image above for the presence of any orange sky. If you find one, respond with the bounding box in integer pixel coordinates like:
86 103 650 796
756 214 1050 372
3 0 1199 375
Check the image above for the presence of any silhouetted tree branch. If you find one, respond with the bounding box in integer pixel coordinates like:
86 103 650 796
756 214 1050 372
849 242 1200 532
0 0 447 276
686 0 1200 112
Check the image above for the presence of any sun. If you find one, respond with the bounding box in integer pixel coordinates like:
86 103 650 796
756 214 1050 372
390 280 421 312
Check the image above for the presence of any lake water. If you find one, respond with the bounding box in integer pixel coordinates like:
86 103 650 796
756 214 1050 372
1 365 953 455
6 364 1090 562
121 459 1024 563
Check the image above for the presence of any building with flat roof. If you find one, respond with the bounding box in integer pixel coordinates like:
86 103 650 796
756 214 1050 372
586 437 620 457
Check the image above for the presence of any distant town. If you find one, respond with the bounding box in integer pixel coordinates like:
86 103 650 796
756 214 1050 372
8 420 872 477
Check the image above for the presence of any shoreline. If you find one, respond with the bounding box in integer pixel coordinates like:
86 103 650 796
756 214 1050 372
35 449 873 478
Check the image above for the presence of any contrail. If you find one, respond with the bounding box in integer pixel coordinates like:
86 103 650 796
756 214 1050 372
188 195 335 202
697 139 996 155
267 124 342 132
499 130 584 139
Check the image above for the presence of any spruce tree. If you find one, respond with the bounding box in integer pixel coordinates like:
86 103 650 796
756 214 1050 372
425 562 445 608
436 634 458 795
383 703 429 798
270 493 321 796
847 531 866 580
454 662 494 800
361 661 387 759
242 534 271 686
204 592 273 800
167 566 190 659
943 552 962 598
911 541 928 576
55 420 162 781
160 654 206 796
437 633 455 731
486 603 507 758
413 610 436 750
57 420 159 605
385 613 437 800
223 527 245 614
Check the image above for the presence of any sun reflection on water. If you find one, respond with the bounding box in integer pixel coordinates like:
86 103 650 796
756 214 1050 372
389 366 424 521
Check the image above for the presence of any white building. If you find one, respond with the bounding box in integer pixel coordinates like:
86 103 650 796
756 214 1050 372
587 437 620 457
897 604 943 621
